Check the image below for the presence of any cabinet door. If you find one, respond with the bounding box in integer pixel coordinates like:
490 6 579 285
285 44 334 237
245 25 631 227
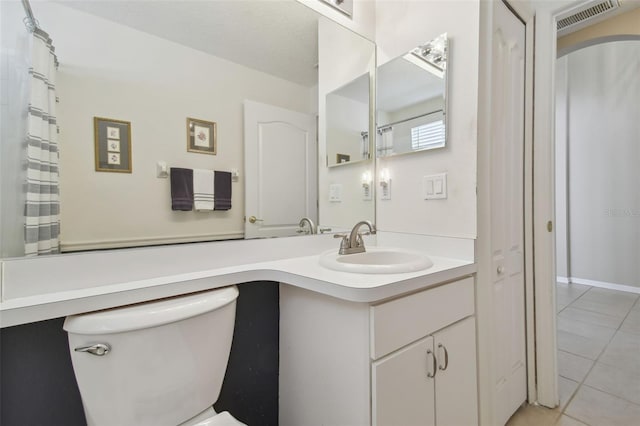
372 336 436 426
434 317 478 426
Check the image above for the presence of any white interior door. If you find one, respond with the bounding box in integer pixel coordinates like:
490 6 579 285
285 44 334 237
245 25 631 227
490 1 527 424
244 100 316 239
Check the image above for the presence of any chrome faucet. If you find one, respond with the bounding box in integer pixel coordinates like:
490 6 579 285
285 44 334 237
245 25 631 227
298 217 317 235
334 220 377 255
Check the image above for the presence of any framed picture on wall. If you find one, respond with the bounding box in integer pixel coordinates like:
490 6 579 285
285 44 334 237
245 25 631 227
94 117 132 173
187 117 217 155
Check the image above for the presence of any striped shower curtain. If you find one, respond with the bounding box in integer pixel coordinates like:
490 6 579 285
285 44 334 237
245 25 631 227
24 28 59 256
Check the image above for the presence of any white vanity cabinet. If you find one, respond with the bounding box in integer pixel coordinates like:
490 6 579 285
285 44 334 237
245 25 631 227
370 276 478 426
279 275 478 426
372 317 477 426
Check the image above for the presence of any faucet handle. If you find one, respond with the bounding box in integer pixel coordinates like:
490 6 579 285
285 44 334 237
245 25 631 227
334 234 350 253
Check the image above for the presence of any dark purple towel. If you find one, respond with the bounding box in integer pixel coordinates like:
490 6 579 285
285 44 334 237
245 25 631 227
170 168 193 211
214 171 232 211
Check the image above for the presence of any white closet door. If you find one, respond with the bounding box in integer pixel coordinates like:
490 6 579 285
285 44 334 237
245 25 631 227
372 336 436 426
490 1 527 424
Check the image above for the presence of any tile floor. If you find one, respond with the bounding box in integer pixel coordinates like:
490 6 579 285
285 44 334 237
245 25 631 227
506 283 640 426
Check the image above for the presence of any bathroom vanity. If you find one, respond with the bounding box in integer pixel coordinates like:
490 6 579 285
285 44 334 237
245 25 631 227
0 232 477 425
280 276 477 426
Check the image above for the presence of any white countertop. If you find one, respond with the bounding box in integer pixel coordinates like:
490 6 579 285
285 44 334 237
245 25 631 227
0 233 476 327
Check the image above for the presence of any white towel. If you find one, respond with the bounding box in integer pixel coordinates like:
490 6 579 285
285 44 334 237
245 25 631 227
193 169 215 211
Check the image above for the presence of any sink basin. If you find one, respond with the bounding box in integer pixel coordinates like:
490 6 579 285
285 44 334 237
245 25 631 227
319 247 433 274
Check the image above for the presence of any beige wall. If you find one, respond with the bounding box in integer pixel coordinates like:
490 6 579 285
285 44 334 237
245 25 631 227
556 41 640 287
557 7 640 54
38 2 313 251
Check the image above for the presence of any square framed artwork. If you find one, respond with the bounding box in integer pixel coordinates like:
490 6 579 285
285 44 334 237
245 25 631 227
94 117 132 173
187 117 217 155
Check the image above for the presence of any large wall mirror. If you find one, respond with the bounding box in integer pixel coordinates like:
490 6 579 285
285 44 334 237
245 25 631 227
0 0 375 258
317 17 375 231
376 33 448 158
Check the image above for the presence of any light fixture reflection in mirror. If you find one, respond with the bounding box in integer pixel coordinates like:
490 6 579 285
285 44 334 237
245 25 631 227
376 33 448 158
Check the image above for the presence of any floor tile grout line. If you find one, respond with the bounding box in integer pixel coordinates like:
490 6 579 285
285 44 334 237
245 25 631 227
616 300 640 332
556 412 590 426
558 342 604 415
559 305 625 324
579 382 640 409
566 301 636 318
557 348 596 363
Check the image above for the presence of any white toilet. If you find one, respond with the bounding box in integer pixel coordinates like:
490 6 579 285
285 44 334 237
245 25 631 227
63 286 245 426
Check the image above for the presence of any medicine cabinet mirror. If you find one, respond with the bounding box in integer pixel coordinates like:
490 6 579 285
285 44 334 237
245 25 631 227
376 33 448 158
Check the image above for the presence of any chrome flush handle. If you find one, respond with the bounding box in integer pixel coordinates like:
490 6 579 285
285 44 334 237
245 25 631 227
74 343 111 356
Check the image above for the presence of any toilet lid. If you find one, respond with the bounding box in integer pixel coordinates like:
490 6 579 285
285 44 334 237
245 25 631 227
192 411 246 426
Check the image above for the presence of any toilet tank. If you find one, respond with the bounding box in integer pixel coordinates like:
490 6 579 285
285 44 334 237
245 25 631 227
63 286 239 426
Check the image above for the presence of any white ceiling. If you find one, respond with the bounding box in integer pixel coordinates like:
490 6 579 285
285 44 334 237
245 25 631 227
377 57 444 112
57 0 321 87
331 72 369 104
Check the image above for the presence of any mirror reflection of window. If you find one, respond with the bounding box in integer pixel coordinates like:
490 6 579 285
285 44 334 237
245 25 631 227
376 33 448 158
411 120 445 151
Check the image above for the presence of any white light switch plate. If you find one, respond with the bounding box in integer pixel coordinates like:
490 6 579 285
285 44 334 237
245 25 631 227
423 173 447 200
329 184 342 202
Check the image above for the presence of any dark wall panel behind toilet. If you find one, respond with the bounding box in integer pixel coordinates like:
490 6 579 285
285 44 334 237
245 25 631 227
0 317 87 426
215 281 280 426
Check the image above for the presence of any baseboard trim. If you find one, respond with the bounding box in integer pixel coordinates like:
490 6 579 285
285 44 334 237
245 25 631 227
557 276 640 294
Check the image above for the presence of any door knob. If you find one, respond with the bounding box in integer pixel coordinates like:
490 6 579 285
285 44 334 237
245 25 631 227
497 265 505 274
248 216 264 224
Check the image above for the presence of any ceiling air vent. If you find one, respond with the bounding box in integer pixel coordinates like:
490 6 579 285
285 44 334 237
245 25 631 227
557 0 620 32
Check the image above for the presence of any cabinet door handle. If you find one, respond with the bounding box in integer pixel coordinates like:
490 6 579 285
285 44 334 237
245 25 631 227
438 343 449 371
426 349 437 378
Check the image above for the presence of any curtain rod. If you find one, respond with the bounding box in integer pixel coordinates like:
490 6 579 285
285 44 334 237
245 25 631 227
378 109 444 133
22 0 39 31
